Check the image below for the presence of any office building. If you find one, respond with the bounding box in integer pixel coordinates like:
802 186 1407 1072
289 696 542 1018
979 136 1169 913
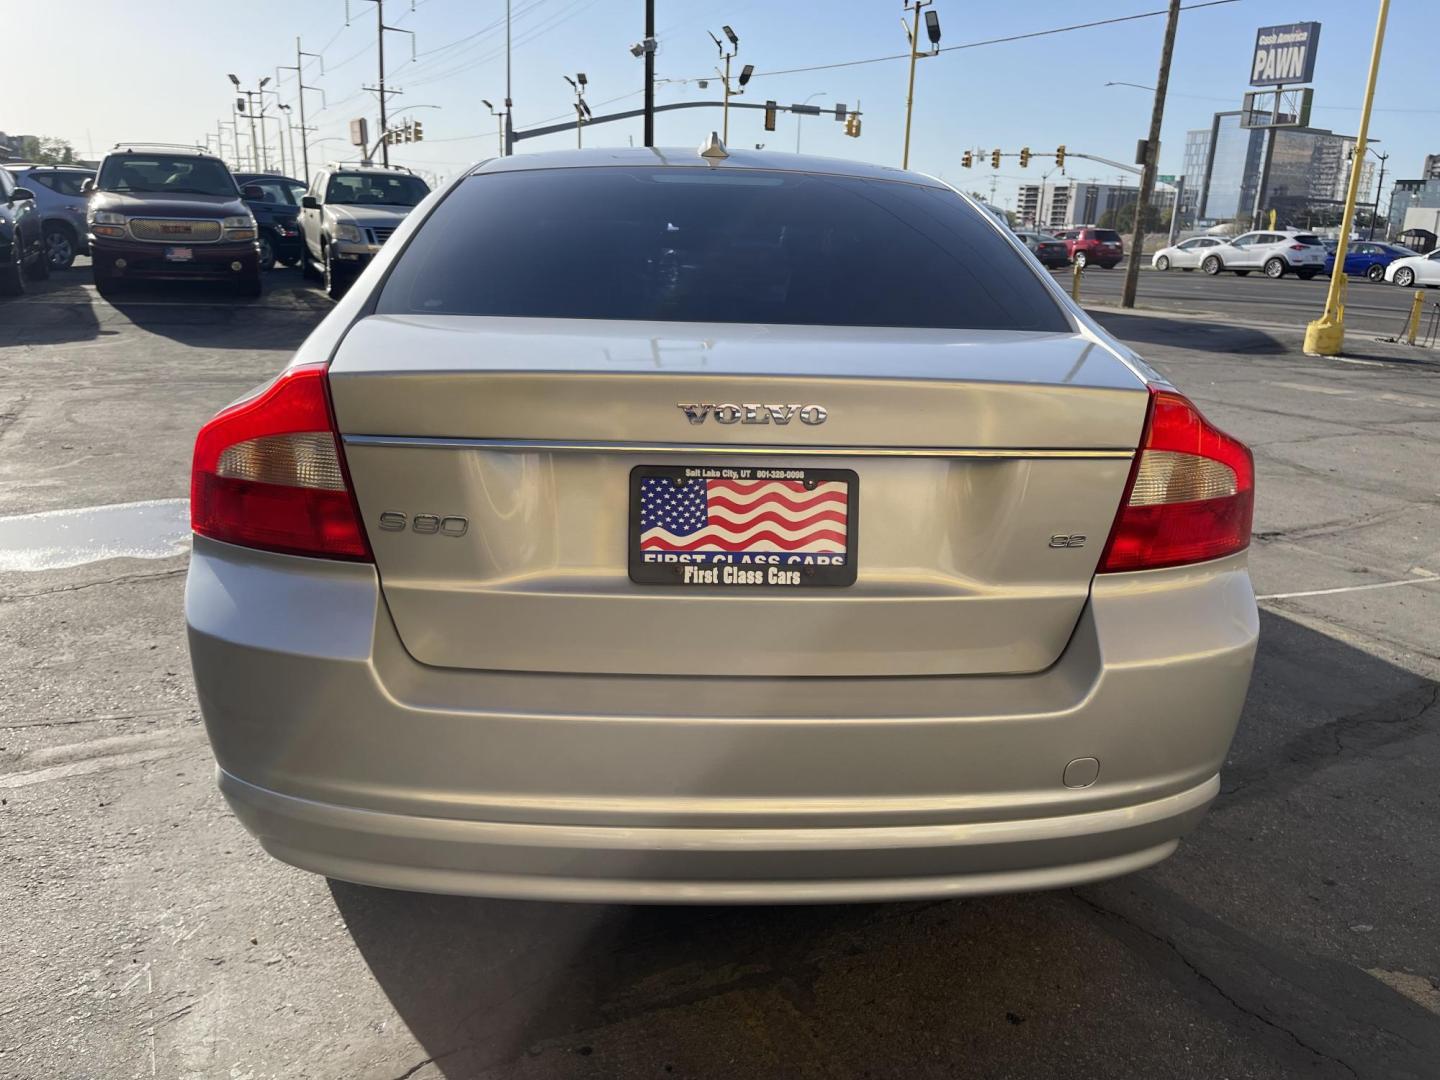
1194 111 1371 226
1422 154 1440 181
1015 183 1069 230
1389 178 1440 235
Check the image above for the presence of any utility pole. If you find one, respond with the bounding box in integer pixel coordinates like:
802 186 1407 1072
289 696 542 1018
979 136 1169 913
1305 0 1390 356
354 0 415 166
644 0 655 147
1120 0 1180 310
504 0 514 155
278 38 324 181
376 0 389 165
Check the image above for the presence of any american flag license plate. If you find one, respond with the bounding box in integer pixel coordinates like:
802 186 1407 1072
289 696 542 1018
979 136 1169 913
629 465 857 587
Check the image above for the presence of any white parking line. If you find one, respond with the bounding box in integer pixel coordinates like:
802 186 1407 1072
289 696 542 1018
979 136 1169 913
1258 570 1439 602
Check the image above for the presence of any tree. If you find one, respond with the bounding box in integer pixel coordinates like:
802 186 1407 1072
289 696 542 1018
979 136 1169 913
1098 201 1171 233
18 136 76 165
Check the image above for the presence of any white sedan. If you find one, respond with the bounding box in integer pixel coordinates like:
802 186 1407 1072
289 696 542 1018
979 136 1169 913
1151 236 1227 271
1384 249 1440 287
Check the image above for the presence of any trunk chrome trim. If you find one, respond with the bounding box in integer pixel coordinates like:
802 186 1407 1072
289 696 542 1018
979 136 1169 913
341 435 1135 459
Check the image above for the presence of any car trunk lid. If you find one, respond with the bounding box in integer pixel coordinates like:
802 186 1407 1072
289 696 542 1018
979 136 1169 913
328 315 1147 677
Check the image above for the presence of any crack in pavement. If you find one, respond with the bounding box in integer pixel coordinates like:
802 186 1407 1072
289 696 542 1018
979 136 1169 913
0 566 186 602
1072 890 1362 1078
1218 682 1440 803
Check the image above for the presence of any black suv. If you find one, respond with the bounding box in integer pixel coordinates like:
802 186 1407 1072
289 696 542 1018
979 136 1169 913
233 173 306 271
0 167 47 296
86 144 261 297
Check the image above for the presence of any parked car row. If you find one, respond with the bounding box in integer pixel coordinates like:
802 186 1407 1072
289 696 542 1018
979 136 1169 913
2 143 431 301
1151 230 1430 286
1011 226 1127 270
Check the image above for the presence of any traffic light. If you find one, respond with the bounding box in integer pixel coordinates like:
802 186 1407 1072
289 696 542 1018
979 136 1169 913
1056 144 1066 169
844 112 861 138
764 100 777 132
961 150 973 168
1019 147 1031 168
411 120 424 142
990 148 1001 169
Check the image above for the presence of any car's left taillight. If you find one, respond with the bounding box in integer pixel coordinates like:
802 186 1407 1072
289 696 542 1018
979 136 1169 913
191 363 372 561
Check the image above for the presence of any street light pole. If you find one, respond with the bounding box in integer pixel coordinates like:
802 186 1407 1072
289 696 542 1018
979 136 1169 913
483 100 504 158
795 92 827 153
1120 0 1180 310
1369 149 1388 240
564 74 589 148
709 26 740 144
900 1 940 169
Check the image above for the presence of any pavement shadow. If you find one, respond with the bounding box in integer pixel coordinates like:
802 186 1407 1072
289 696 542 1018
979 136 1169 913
1089 311 1288 355
330 609 1440 1078
0 271 104 347
101 273 329 351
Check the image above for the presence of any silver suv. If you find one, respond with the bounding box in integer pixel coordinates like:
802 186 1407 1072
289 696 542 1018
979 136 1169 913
4 164 94 270
299 163 429 299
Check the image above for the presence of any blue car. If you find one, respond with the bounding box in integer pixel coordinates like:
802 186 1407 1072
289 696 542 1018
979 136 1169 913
1323 240 1418 282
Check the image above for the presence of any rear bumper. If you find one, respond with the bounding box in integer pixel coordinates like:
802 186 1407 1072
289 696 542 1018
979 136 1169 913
220 766 1214 903
187 538 1257 903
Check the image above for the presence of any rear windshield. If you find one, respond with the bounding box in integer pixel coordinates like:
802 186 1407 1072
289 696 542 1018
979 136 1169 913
1092 230 1123 242
376 167 1070 331
97 155 237 197
326 173 430 207
1293 234 1322 246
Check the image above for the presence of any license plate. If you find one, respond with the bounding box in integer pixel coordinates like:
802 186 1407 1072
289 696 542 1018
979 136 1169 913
629 465 858 587
164 246 194 262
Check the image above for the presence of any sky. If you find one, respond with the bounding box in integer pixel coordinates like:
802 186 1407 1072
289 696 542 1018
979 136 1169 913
9 0 1436 212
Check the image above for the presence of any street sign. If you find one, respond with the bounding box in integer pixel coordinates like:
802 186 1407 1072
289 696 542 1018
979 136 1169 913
349 118 369 147
1157 174 1176 184
1250 22 1321 87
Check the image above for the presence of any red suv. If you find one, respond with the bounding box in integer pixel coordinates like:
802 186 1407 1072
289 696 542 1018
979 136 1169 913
1053 227 1124 270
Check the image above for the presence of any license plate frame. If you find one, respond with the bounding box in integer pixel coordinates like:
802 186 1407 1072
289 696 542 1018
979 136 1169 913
164 246 194 262
628 464 858 588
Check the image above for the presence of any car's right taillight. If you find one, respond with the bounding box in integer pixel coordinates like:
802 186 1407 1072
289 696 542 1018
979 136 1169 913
1098 388 1254 573
191 363 372 561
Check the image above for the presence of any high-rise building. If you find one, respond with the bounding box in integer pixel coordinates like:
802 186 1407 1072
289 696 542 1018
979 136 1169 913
1181 129 1211 225
1015 183 1069 230
1422 154 1440 181
1196 110 1372 226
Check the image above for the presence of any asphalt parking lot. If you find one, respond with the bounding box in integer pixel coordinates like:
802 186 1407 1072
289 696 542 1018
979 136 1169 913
3 263 1439 1079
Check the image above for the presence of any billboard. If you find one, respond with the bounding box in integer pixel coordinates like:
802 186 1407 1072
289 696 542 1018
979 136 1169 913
1250 22 1321 86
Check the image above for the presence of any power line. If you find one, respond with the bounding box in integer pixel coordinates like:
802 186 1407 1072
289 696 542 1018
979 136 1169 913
705 0 1243 81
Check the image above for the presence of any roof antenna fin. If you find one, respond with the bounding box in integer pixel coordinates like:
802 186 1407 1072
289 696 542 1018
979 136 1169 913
698 132 729 161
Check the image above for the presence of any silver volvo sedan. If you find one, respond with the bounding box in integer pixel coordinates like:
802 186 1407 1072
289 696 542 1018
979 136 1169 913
186 145 1258 903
